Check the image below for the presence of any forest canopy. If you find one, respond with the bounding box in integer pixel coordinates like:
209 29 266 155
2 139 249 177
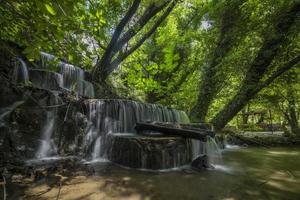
1 0 299 131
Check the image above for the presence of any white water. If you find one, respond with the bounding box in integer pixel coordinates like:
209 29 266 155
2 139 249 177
92 136 102 160
52 72 64 88
39 52 94 98
86 99 190 163
36 111 58 158
225 144 240 149
83 80 95 98
13 58 29 84
205 136 222 167
191 140 206 159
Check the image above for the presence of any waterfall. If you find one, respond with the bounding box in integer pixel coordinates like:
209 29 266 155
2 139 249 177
92 136 102 160
83 80 95 98
205 136 222 167
13 58 29 84
60 63 83 91
223 135 240 149
85 99 190 161
39 52 94 98
36 111 58 158
40 52 56 67
86 99 190 133
191 125 212 159
191 139 206 159
53 72 63 88
29 69 64 90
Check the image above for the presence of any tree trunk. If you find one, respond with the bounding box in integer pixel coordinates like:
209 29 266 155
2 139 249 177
242 105 250 124
190 0 246 122
210 3 300 130
286 77 299 134
211 87 255 131
92 1 177 84
288 106 299 134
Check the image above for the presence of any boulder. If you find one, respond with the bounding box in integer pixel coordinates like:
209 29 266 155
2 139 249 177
191 154 209 170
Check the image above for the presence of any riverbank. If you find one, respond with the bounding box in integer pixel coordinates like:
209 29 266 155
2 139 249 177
224 131 300 147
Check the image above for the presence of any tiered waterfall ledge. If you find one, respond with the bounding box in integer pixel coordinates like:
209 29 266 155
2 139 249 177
106 133 192 170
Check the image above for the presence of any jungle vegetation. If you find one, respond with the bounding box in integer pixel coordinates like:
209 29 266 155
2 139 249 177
1 0 299 132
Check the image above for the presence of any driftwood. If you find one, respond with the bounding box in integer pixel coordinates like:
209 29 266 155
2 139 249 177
135 122 215 140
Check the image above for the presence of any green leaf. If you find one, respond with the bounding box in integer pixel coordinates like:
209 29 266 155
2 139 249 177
45 4 56 16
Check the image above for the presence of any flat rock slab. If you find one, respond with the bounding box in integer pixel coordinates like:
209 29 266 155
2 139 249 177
106 133 192 170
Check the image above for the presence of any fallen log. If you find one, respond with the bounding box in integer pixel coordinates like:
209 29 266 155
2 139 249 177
150 122 213 132
135 122 215 141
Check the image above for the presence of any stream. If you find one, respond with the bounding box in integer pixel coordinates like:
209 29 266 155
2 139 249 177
5 146 300 200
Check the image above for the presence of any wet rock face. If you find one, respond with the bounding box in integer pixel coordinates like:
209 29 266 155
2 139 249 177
106 134 192 170
29 69 62 91
1 51 195 169
0 78 88 165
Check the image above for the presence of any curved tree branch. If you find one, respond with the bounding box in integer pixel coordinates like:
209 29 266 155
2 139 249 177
255 55 300 93
94 0 141 79
108 0 178 74
112 1 170 55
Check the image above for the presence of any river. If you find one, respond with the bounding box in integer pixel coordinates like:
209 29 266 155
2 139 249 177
7 147 300 200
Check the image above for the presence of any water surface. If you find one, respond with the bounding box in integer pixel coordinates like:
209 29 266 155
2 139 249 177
9 147 300 200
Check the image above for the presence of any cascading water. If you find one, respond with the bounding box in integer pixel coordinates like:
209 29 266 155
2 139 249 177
192 140 206 159
38 52 94 98
205 136 222 167
85 99 190 162
29 69 64 90
223 135 240 149
83 80 95 98
92 136 102 160
60 63 83 91
36 111 58 158
191 125 213 160
13 58 29 84
14 52 216 169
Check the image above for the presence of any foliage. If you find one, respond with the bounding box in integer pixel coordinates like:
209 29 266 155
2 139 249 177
1 0 299 129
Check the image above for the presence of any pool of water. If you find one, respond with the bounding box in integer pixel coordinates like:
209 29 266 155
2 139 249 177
7 147 300 200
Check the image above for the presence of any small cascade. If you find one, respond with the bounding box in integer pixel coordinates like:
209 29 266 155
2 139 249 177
52 72 63 88
83 80 95 97
60 63 84 91
85 99 190 163
205 136 222 167
191 139 206 159
40 52 56 67
86 99 190 134
13 58 29 84
36 111 58 158
29 69 64 90
223 135 240 149
191 124 213 159
38 52 94 98
92 136 102 160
